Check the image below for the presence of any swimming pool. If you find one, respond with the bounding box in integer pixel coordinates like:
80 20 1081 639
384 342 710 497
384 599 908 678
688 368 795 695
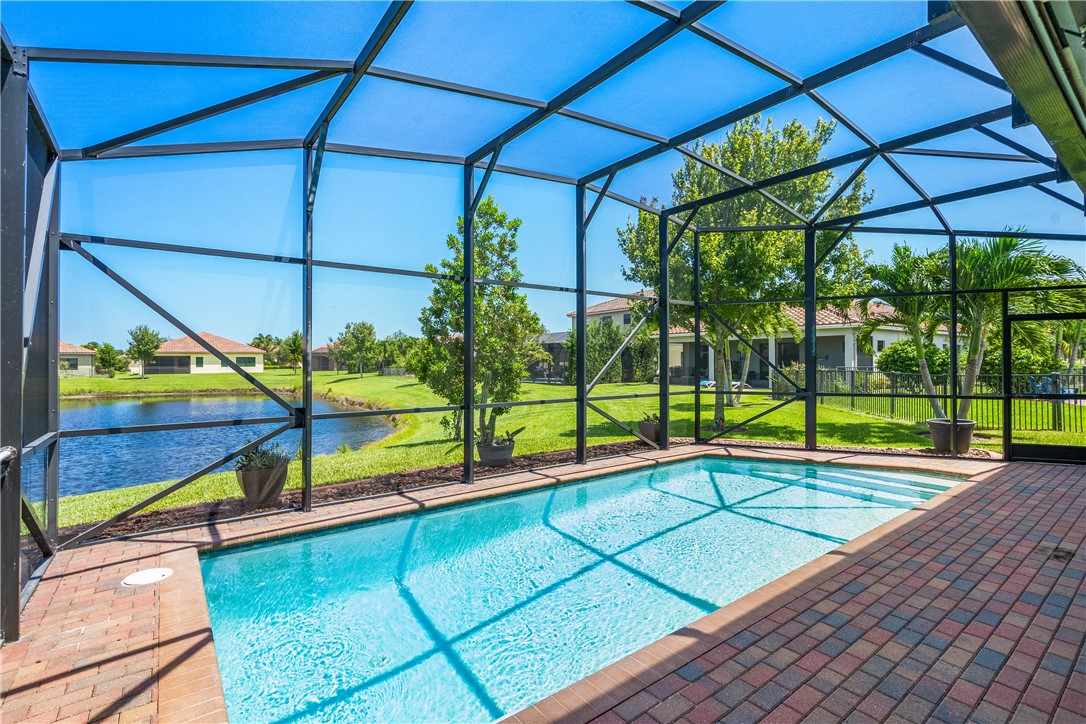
201 457 959 723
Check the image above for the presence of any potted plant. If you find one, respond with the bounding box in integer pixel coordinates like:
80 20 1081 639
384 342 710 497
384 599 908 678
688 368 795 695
234 443 291 509
476 426 526 467
638 412 660 444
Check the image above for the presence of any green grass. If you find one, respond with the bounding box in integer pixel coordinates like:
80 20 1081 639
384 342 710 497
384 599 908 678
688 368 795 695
63 371 1075 529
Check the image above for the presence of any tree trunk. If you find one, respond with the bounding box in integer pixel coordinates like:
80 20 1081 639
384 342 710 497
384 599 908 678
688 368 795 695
712 336 733 428
911 331 945 418
731 347 752 407
1069 322 1083 373
957 332 986 420
477 374 490 445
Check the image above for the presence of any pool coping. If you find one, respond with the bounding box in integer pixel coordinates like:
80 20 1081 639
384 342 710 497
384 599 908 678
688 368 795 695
150 447 1002 722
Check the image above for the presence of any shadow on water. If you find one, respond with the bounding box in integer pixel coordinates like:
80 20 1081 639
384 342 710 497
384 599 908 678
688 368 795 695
274 463 892 721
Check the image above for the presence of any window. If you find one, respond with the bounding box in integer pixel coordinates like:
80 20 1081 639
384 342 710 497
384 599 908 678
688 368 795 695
876 340 885 353
623 313 631 325
237 356 257 367
195 357 204 368
60 357 79 369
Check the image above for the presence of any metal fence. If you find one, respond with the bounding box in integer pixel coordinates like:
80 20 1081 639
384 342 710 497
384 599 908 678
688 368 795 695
772 367 1086 432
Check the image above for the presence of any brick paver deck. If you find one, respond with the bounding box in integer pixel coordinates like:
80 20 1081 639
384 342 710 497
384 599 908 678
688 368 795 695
1 446 1082 724
512 459 1086 724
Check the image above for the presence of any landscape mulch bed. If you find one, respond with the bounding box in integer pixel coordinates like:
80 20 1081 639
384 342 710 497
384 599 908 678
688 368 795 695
58 439 995 543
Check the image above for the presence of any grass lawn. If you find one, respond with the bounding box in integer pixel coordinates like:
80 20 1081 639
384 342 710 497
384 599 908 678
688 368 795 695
55 371 1000 529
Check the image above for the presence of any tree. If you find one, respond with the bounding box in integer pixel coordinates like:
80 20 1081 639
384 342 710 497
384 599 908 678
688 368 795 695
90 341 129 377
279 331 304 371
568 318 625 385
251 334 280 365
417 196 545 445
330 322 376 376
858 244 948 418
949 235 1085 419
126 325 165 378
375 331 417 371
617 115 871 428
874 339 950 376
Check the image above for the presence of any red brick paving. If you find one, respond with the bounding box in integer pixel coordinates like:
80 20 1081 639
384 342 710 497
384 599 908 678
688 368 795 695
512 461 1086 724
6 448 1084 723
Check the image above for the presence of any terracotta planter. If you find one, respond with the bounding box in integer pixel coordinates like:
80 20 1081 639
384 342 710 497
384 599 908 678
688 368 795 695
477 442 515 467
927 418 976 454
637 421 660 444
236 465 289 509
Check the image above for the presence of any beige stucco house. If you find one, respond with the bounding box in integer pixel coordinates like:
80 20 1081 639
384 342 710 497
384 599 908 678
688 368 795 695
58 341 96 377
572 293 950 386
129 332 264 375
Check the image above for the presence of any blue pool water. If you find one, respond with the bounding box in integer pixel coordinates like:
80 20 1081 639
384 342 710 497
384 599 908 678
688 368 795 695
201 458 959 723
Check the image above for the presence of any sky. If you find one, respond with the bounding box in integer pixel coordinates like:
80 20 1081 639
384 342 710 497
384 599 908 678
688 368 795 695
4 0 1084 349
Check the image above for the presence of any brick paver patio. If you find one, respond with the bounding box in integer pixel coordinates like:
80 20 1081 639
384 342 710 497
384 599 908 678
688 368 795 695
513 458 1086 724
1 446 1083 724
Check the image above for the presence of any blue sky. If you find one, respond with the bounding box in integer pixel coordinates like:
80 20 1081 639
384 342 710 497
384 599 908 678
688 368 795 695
5 0 1083 348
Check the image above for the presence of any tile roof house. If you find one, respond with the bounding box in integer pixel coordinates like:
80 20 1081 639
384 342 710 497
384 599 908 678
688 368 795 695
571 294 950 386
312 343 344 372
130 332 265 375
58 341 96 377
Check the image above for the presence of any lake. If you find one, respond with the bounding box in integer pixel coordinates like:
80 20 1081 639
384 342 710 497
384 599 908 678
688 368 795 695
56 396 393 498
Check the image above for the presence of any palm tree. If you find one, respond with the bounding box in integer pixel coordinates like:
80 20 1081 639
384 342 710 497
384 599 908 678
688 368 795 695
950 235 1085 419
858 243 948 418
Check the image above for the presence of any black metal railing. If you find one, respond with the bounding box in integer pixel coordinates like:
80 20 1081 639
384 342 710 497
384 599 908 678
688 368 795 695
771 367 1086 432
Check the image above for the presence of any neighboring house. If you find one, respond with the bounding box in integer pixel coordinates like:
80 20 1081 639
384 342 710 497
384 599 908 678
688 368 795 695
312 343 343 372
131 332 265 375
573 294 950 387
58 341 95 377
529 331 570 382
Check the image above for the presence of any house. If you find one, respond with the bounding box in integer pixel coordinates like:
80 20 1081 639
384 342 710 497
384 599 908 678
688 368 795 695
131 332 264 375
58 341 96 377
528 331 570 382
573 294 950 386
312 343 343 372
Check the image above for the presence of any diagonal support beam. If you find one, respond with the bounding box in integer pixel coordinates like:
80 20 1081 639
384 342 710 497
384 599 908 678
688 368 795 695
21 497 51 557
22 159 57 372
911 45 1009 92
83 70 339 157
974 125 1058 168
62 422 293 547
62 240 296 413
824 171 1058 226
677 145 808 223
587 302 658 394
812 157 873 222
304 0 413 147
666 209 699 256
469 147 502 218
467 1 724 164
701 303 802 391
586 401 660 448
815 221 859 268
701 395 801 443
584 173 616 229
1031 183 1085 212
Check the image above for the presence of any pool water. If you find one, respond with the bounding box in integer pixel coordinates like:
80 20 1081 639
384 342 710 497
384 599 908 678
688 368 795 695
201 457 959 723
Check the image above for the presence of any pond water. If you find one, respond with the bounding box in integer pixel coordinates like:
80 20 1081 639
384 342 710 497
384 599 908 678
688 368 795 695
58 396 392 497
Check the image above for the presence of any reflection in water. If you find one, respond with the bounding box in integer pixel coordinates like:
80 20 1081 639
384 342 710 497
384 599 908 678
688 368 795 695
59 396 392 496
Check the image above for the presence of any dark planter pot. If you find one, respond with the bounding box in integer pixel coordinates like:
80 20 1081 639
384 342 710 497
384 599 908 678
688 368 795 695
638 421 660 444
236 465 289 509
477 442 515 467
927 418 977 454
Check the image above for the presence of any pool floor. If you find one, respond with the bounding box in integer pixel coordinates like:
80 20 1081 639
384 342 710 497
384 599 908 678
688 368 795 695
200 457 959 722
